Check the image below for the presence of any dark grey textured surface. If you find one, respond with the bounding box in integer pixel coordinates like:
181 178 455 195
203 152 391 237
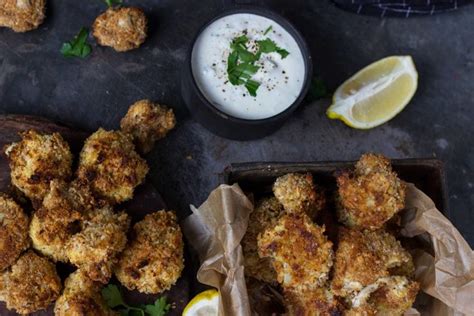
0 0 473 248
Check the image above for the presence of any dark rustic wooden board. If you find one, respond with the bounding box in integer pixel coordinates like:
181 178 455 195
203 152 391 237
0 115 190 315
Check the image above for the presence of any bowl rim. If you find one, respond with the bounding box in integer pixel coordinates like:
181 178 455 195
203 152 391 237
185 6 313 125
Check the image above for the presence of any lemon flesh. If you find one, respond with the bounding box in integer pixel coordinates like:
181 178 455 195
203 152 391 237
183 289 219 316
327 56 418 129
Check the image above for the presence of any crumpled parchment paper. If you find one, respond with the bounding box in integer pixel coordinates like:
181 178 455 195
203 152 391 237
183 183 474 316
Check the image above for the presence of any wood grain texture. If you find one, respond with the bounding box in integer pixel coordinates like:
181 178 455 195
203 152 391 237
0 115 190 315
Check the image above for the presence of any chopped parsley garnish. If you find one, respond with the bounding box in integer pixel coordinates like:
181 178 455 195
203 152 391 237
60 27 92 58
102 284 171 316
105 0 122 7
263 25 273 35
226 31 290 96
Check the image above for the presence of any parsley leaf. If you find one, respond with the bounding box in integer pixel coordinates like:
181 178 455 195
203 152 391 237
101 284 170 316
276 48 289 59
102 284 124 308
263 25 273 35
245 79 260 97
144 297 171 316
226 31 290 97
256 38 290 59
105 0 122 7
60 27 92 58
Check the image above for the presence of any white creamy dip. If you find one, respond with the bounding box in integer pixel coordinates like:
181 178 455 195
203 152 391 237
192 13 306 120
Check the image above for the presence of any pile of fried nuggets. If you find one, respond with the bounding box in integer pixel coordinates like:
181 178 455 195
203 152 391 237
243 154 420 315
0 100 183 315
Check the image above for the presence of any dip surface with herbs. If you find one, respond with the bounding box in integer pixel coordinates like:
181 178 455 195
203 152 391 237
192 13 305 120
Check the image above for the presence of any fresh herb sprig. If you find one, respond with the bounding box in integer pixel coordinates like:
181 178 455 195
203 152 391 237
105 0 122 7
60 27 92 58
226 29 290 97
102 284 171 316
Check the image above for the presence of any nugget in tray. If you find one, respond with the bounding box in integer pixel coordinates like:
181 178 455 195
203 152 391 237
258 213 334 292
0 0 46 32
0 250 62 314
77 128 149 204
242 197 283 284
336 153 406 230
66 206 130 283
273 172 326 219
115 211 184 294
120 99 177 154
331 227 413 298
93 7 147 52
55 269 116 316
4 130 73 204
349 276 419 315
284 286 344 316
0 195 30 271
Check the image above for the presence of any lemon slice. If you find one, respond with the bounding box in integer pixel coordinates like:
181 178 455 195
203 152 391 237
182 289 219 316
327 56 418 129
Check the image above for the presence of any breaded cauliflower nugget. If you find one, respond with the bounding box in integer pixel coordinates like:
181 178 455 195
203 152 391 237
0 0 46 32
93 7 147 52
77 128 149 204
366 276 419 315
242 197 283 284
258 213 334 292
4 130 73 204
349 276 419 315
0 250 62 314
115 211 184 294
331 228 413 298
120 99 177 154
284 287 343 316
66 207 130 283
336 154 406 230
0 195 29 271
55 269 116 316
273 173 326 219
29 180 84 262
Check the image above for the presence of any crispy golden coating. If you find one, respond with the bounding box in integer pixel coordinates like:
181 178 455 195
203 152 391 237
0 195 29 271
120 99 177 154
29 179 95 262
344 305 377 316
93 7 147 52
4 130 73 204
0 250 61 314
77 128 149 204
115 211 184 294
0 0 45 32
336 154 406 230
331 228 413 298
273 173 326 219
367 276 419 315
284 287 344 316
66 207 130 283
242 197 283 284
258 213 334 292
55 269 116 316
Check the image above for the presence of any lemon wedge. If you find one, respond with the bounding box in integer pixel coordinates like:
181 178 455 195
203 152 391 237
182 289 219 316
327 56 418 129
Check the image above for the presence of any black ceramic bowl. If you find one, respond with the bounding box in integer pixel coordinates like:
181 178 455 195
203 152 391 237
181 6 312 140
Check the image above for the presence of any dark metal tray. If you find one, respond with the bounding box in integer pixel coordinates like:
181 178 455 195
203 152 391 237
221 159 449 217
